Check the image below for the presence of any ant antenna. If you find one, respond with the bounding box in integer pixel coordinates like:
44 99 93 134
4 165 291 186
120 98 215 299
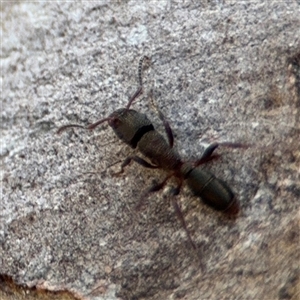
57 117 113 134
57 56 151 134
57 124 85 134
138 55 149 86
126 56 151 110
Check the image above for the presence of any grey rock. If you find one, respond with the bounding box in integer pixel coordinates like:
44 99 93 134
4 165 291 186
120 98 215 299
1 1 299 300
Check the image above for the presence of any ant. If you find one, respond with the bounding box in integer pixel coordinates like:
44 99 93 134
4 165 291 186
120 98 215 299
58 56 245 250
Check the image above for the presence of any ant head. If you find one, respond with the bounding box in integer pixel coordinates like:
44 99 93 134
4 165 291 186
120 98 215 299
58 56 150 136
107 109 152 148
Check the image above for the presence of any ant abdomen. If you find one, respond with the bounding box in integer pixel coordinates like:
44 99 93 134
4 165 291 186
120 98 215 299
185 167 239 215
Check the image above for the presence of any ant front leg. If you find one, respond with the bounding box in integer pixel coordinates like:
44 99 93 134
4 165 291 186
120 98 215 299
149 90 174 148
156 108 174 148
113 155 158 176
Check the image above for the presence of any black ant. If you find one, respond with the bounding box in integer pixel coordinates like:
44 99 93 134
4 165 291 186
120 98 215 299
58 56 245 250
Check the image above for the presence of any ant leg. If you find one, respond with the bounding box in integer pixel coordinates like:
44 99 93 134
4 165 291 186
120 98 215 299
194 143 220 166
135 174 173 211
149 89 174 147
113 155 158 176
169 181 197 250
194 141 250 167
171 199 197 250
156 108 174 148
171 181 206 269
218 141 251 150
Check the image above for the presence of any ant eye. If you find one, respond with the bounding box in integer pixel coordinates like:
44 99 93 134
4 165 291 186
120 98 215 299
108 116 121 128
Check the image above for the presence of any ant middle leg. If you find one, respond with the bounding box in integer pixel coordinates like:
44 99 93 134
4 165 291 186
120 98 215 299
113 155 158 176
135 173 174 211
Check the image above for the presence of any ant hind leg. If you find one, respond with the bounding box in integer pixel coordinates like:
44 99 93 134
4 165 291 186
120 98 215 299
169 180 197 250
194 143 220 166
194 142 251 167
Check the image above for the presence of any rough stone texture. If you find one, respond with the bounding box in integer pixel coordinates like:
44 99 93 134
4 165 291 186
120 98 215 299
0 274 80 300
1 1 299 300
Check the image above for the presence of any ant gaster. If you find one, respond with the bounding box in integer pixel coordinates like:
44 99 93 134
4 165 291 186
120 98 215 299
58 56 243 249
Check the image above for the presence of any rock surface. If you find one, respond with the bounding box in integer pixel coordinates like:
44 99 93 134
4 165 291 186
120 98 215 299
1 2 299 300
